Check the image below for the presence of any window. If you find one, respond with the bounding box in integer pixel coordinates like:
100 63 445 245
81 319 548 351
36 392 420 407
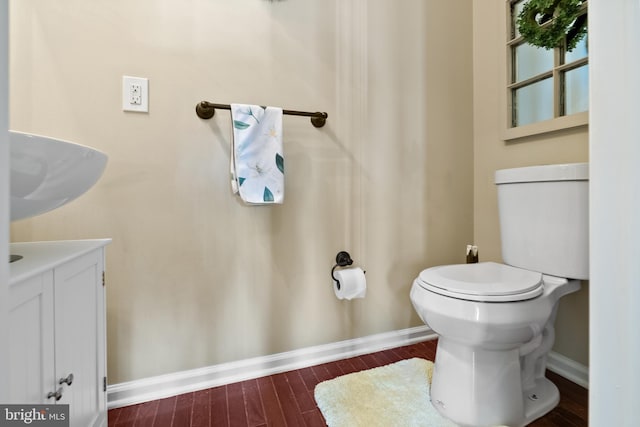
506 0 588 138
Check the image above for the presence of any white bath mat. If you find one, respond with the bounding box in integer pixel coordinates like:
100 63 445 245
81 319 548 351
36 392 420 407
314 358 458 427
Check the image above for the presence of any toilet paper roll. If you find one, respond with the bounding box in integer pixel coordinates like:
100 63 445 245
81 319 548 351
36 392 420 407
333 267 367 300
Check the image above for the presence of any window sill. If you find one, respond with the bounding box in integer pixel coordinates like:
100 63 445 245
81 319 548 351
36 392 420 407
503 111 589 141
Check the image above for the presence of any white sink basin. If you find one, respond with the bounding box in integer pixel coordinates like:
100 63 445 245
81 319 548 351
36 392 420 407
10 130 108 221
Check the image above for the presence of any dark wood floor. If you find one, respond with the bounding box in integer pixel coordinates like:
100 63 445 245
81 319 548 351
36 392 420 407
107 339 588 427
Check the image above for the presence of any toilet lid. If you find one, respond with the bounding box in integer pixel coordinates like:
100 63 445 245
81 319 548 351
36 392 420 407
417 262 543 302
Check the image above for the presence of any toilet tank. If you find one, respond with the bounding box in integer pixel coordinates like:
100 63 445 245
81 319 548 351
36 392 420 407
495 163 589 280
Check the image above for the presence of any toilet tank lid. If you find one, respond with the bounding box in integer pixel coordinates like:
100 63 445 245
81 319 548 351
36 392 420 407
495 163 588 184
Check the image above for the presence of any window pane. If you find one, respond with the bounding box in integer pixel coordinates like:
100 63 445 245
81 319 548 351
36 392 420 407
512 1 526 39
514 43 553 82
565 65 589 115
565 34 588 63
514 78 554 126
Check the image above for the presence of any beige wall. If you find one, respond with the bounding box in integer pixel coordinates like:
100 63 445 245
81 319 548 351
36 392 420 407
472 2 589 365
10 0 474 384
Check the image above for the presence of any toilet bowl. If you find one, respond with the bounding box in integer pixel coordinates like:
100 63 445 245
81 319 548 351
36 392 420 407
410 163 588 427
411 263 580 426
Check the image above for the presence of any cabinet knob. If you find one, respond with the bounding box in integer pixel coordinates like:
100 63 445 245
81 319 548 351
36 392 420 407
59 373 74 386
47 387 63 401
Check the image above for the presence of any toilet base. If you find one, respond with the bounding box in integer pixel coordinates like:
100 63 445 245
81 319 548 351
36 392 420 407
522 377 560 426
430 337 559 427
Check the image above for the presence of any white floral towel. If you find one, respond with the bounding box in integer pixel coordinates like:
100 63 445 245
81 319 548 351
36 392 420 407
230 104 284 204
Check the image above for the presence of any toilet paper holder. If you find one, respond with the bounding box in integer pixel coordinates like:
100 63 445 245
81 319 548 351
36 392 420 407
331 251 356 290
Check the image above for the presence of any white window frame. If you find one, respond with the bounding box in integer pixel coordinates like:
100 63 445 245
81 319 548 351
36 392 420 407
504 0 589 141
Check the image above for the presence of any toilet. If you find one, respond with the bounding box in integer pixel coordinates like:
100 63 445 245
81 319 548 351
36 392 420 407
410 163 588 427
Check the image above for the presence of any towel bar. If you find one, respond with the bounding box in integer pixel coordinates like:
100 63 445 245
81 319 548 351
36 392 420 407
195 101 328 128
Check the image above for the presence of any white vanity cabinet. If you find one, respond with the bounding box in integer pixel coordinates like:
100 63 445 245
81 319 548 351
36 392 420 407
8 239 111 427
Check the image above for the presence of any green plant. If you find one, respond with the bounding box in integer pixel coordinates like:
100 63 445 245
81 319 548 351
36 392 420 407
517 0 587 51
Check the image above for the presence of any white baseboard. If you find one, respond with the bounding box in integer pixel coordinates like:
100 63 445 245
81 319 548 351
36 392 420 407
107 325 437 409
108 326 589 409
547 351 589 389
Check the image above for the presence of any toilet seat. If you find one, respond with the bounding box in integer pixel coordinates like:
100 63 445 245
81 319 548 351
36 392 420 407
417 262 543 302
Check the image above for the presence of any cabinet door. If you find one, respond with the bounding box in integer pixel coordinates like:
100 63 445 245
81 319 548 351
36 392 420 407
54 249 105 427
8 272 55 403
